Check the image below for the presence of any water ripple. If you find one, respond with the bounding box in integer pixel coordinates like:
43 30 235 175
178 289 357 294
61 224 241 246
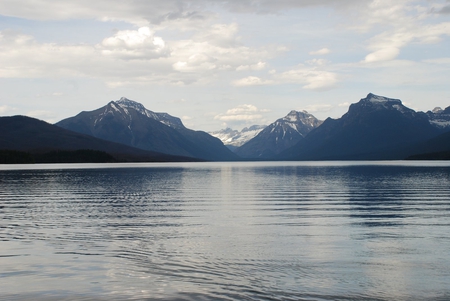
1 162 450 300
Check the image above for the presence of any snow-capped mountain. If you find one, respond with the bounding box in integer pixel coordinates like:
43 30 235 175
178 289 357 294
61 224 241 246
116 97 184 129
278 93 443 160
235 110 323 159
426 106 450 130
56 97 238 161
209 125 266 149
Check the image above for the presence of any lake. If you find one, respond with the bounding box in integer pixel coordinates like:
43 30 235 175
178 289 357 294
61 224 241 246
1 161 450 300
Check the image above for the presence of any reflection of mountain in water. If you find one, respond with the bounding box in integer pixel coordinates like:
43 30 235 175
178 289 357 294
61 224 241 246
2 162 450 300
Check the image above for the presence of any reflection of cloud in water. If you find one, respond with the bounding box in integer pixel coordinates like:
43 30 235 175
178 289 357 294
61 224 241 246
1 162 450 300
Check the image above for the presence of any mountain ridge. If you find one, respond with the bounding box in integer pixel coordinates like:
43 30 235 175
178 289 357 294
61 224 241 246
0 115 197 162
235 110 323 159
56 97 238 161
278 93 444 160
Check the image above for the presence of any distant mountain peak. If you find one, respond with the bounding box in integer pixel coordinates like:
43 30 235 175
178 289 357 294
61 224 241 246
365 93 402 104
427 106 450 130
235 110 322 158
209 125 266 148
278 93 443 161
113 97 184 129
432 107 443 114
350 93 413 116
116 97 149 115
281 110 321 128
55 98 237 161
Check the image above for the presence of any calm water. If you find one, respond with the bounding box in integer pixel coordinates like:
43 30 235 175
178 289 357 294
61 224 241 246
1 161 450 301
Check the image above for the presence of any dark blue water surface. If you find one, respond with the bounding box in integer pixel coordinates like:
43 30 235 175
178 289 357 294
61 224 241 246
1 161 450 300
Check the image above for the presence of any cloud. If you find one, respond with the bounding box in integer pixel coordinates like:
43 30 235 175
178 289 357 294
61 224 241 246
306 59 329 66
0 1 212 26
304 104 333 113
26 110 56 122
193 23 241 48
232 76 273 86
214 104 269 121
169 24 274 76
219 0 360 14
0 105 12 114
423 58 450 64
0 0 362 23
278 65 338 91
0 20 276 87
167 98 187 103
100 27 169 60
358 1 450 63
364 47 400 63
309 48 330 55
236 62 266 71
438 4 450 14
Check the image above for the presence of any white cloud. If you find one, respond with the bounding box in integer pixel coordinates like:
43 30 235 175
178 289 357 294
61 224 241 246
226 104 258 114
193 23 241 48
232 76 273 86
216 114 263 121
279 65 338 91
236 62 266 71
304 104 333 113
309 48 330 55
0 20 277 87
100 27 169 60
306 59 329 66
214 104 269 121
169 24 274 76
364 47 400 63
358 1 450 63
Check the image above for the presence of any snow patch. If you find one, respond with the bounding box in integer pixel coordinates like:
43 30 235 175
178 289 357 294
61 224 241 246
432 107 443 114
209 125 266 147
430 120 450 128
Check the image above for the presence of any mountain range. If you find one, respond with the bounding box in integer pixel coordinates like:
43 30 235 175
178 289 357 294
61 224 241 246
208 125 266 151
278 93 449 160
235 110 323 159
1 93 450 163
0 115 196 162
56 97 238 161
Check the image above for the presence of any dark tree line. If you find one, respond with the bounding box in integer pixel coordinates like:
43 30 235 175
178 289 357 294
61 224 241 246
0 149 117 164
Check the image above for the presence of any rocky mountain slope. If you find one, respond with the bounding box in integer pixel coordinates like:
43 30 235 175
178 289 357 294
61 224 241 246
235 110 323 159
0 115 194 162
56 97 238 161
278 93 444 160
209 125 266 150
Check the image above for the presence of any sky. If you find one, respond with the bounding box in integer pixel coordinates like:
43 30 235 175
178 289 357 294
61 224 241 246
0 0 450 131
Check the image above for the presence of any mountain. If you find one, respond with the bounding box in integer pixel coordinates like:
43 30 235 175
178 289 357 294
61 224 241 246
426 106 450 130
56 97 238 161
235 110 323 159
278 93 443 160
209 125 266 151
0 115 195 162
405 129 450 159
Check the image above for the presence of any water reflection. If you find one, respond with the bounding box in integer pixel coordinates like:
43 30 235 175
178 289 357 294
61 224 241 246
1 162 450 300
